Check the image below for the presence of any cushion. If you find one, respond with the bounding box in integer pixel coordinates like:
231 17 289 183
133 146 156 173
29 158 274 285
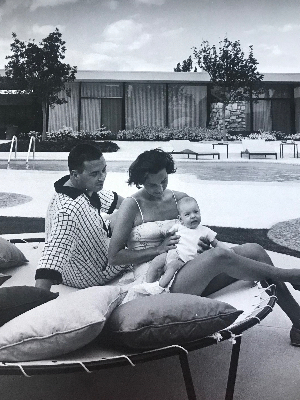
104 293 243 350
0 273 11 287
0 238 28 269
0 286 59 327
0 285 123 362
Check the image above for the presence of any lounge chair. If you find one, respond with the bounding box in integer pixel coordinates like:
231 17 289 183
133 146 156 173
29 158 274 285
0 236 276 400
241 139 278 159
163 140 220 160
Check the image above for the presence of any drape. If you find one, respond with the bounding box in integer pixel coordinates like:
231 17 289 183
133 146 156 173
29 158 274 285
168 85 207 129
125 83 166 129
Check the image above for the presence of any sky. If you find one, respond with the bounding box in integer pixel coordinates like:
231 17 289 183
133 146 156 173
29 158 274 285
0 0 299 73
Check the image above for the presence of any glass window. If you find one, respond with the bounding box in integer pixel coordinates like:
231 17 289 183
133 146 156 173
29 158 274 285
168 84 207 128
81 82 123 98
257 84 291 99
48 82 80 132
253 100 272 131
125 83 166 129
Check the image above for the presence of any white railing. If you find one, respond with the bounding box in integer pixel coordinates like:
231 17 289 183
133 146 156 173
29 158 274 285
7 135 18 167
26 136 35 168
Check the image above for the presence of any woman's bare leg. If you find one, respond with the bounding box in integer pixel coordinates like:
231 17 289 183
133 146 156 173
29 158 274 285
172 243 300 330
171 244 300 295
232 243 300 329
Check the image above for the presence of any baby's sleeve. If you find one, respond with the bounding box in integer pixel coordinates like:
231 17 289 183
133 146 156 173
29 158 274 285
204 226 217 243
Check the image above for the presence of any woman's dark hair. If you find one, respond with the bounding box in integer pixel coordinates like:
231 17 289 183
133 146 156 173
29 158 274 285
128 148 176 188
68 143 103 173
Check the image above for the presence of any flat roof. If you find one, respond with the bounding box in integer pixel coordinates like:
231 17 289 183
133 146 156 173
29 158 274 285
1 69 300 83
74 71 300 84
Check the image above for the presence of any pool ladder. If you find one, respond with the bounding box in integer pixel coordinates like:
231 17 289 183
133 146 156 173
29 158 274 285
7 136 35 169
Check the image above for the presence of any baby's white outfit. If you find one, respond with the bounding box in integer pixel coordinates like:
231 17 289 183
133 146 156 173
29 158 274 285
166 223 217 264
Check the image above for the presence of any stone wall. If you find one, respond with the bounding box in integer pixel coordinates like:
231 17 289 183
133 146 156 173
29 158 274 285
209 101 247 131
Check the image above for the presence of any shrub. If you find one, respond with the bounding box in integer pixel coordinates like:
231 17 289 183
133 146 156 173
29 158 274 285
248 131 277 141
18 126 116 142
3 126 119 152
116 126 224 141
46 126 115 141
0 139 119 153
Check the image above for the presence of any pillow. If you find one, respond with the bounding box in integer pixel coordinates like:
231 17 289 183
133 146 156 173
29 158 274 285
104 293 243 350
0 285 123 362
0 238 28 269
0 273 11 287
0 286 59 327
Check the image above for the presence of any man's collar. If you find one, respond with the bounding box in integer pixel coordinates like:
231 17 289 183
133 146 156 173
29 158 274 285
54 175 84 199
54 175 102 213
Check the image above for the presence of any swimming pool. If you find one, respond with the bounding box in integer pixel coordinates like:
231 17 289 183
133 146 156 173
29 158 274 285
1 160 300 182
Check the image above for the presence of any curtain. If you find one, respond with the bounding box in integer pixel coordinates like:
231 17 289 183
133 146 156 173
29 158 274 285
168 85 207 128
125 83 166 129
253 100 272 131
81 82 123 98
48 83 80 132
81 98 101 132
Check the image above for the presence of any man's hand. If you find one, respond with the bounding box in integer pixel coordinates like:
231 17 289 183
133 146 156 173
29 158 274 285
197 236 211 254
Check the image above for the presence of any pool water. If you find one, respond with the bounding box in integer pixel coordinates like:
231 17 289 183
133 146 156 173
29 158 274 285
1 160 300 182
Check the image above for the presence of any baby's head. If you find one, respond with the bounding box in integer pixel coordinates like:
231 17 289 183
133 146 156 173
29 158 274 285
177 197 201 229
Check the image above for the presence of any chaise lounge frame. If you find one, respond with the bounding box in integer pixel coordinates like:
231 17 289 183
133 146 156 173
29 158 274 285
241 150 278 160
0 238 277 400
240 139 278 159
168 149 220 160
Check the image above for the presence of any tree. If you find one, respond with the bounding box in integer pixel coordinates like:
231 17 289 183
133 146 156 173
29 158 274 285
174 55 197 72
193 37 263 139
3 28 77 139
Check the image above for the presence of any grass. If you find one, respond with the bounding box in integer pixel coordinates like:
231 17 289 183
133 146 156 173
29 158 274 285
1 216 299 259
210 225 300 258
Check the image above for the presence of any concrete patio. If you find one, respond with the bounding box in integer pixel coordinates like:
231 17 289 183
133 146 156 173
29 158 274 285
0 140 300 399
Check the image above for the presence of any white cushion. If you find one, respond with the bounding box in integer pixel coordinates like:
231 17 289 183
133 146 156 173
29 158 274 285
242 139 275 152
0 285 123 362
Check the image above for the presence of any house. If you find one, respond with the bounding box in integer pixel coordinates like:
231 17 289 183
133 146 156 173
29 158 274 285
1 70 300 137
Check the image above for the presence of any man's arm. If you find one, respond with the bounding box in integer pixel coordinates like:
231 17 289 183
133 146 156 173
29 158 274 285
35 211 77 290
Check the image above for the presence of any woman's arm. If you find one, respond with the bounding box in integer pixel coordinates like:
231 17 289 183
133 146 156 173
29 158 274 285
108 197 179 266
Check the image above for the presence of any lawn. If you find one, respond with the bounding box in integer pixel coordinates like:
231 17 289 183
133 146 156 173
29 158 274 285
1 216 299 259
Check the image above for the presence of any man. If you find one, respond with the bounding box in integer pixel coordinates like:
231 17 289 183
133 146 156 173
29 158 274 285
35 143 125 291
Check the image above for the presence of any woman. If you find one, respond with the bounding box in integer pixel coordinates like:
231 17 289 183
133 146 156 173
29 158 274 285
108 149 300 345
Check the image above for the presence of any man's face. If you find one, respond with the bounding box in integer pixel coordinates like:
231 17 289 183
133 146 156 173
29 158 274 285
72 156 107 194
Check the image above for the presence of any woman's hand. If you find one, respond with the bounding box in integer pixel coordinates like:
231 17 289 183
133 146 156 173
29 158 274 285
157 232 180 254
197 236 211 253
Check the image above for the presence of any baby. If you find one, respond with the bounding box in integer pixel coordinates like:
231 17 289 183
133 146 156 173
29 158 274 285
146 196 232 288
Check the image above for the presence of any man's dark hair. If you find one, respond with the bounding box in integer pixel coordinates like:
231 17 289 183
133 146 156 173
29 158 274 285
68 143 103 172
128 148 176 188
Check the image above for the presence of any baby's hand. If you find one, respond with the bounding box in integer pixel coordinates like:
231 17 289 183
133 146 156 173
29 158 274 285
167 226 178 236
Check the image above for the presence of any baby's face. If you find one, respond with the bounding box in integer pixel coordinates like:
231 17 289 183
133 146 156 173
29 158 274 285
179 201 201 229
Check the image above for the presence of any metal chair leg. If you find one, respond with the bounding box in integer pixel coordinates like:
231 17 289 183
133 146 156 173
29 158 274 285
179 351 197 400
225 335 242 400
